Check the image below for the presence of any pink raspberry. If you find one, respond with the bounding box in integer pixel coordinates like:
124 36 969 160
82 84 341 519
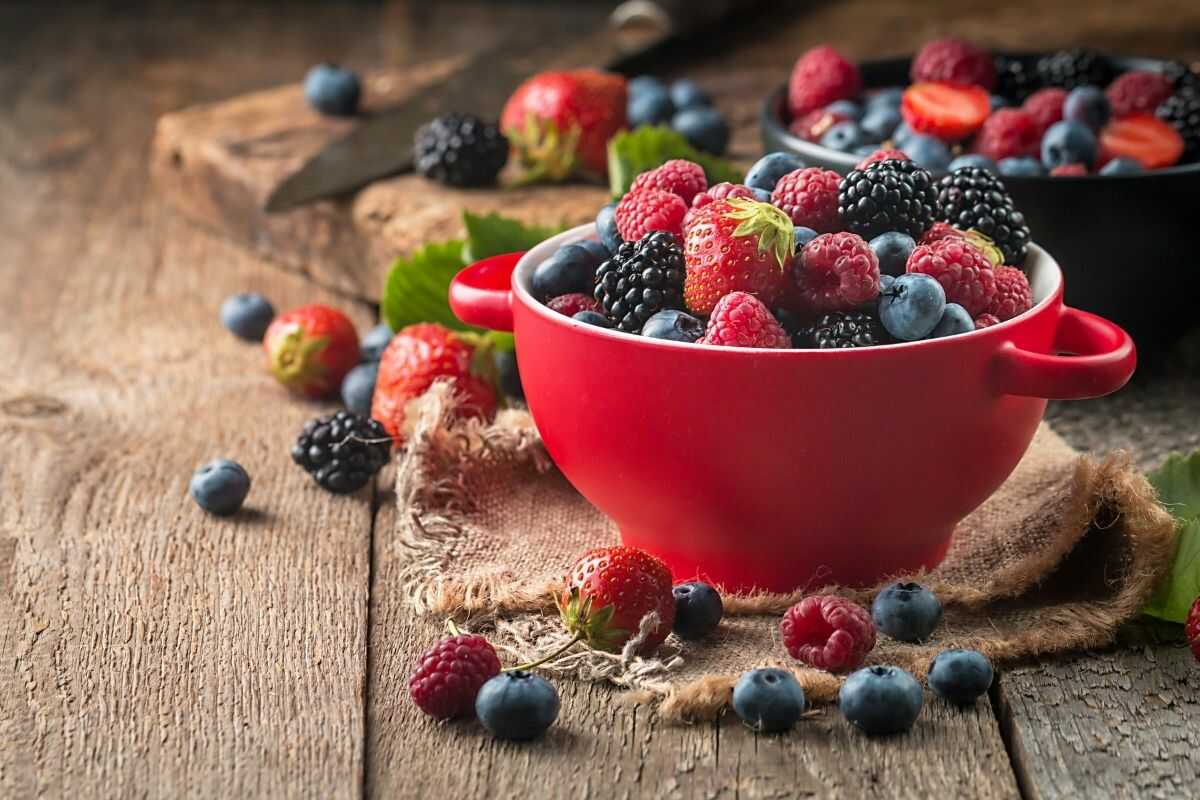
985 265 1033 321
701 291 791 349
788 107 851 142
770 167 842 233
974 312 1001 329
794 232 880 313
973 109 1040 161
546 292 601 317
684 182 758 232
907 237 997 317
919 221 967 246
408 634 501 719
629 159 708 205
780 595 876 673
615 187 687 242
910 37 996 90
856 148 909 169
1106 71 1174 118
1023 88 1067 135
787 45 862 117
1050 163 1088 176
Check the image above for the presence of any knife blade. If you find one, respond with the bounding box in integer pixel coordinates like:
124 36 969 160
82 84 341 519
265 0 746 212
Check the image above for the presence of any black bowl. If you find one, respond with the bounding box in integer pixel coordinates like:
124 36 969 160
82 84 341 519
760 54 1200 349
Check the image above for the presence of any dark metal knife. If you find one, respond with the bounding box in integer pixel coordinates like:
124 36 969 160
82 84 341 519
265 0 746 212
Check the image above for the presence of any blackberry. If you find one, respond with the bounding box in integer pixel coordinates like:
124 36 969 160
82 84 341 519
993 55 1041 104
414 113 508 187
934 167 1031 266
838 159 937 241
291 411 390 494
1036 48 1113 90
804 311 890 349
1157 89 1200 158
1165 61 1199 92
593 231 685 333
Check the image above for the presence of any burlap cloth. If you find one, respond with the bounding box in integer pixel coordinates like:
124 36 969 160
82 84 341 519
393 383 1177 721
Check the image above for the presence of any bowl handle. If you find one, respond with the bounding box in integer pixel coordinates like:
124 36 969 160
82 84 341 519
448 252 523 333
989 306 1137 399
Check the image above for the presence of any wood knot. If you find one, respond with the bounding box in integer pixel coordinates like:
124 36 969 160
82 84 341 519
1 394 67 418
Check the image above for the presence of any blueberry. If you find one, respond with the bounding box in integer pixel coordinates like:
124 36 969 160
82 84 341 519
220 293 275 342
750 187 771 202
744 152 805 193
628 75 667 98
879 273 946 341
628 88 674 127
928 649 994 705
340 362 378 415
575 238 611 263
865 87 904 110
495 349 523 399
303 63 361 117
879 274 896 293
189 459 251 517
475 671 560 740
839 666 923 735
891 121 917 145
1041 120 1097 169
930 303 975 338
793 226 819 252
902 135 953 171
669 79 711 110
820 121 863 152
360 323 393 362
868 232 916 277
672 107 729 155
1063 85 1110 131
825 99 863 121
998 156 1046 177
947 154 998 174
732 668 806 733
860 105 902 142
1099 156 1143 176
572 310 612 328
532 243 599 300
773 307 804 336
596 203 623 254
989 94 1009 111
641 309 704 343
671 582 723 638
871 582 944 642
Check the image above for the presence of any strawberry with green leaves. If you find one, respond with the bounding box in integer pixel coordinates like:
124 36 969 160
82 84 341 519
263 304 360 399
683 198 795 316
501 69 627 181
558 545 675 655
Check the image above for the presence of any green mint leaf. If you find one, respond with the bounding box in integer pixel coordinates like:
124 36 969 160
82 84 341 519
607 125 743 197
1142 451 1200 623
380 239 471 334
461 211 565 263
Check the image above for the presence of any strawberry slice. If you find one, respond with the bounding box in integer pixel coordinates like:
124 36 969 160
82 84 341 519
901 81 990 141
1098 114 1185 169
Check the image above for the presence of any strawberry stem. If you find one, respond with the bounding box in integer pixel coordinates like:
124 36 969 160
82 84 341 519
502 631 585 673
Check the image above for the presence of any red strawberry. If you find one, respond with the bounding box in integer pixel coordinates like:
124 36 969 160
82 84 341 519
683 198 795 316
1049 163 1087 177
614 187 688 242
263 304 360 399
901 81 990 141
559 546 675 654
701 291 791 349
1186 596 1200 663
629 159 707 205
1099 114 1185 169
501 69 627 180
371 323 497 442
788 45 862 117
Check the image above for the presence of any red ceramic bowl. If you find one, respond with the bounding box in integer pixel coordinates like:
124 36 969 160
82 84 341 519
450 225 1136 593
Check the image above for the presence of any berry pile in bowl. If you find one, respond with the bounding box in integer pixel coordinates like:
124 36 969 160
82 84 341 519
762 41 1200 178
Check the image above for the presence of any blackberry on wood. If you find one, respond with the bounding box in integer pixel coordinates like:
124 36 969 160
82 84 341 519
1036 49 1113 90
935 167 1031 266
838 159 937 240
1165 61 1199 92
804 311 890 349
1157 89 1200 157
414 113 509 187
993 55 1041 104
593 231 685 332
292 411 390 494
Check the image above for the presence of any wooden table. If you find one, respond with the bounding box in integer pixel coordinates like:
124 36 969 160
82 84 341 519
3 2 1199 798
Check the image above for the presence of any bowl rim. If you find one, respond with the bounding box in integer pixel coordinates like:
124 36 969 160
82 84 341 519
760 51 1200 181
512 223 1061 355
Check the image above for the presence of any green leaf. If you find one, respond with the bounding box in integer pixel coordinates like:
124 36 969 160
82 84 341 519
1148 451 1200 519
461 211 565 263
1142 451 1200 623
607 125 743 197
380 239 470 334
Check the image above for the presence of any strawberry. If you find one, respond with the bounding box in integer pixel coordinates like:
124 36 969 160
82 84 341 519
559 545 675 654
501 69 627 181
683 198 795 316
1098 114 1185 169
901 81 990 141
370 323 497 442
263 304 360 399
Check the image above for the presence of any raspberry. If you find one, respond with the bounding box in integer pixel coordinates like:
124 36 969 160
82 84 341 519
1050 163 1088 176
919 221 967 246
409 634 501 719
630 159 708 205
546 292 601 317
615 187 688 242
1106 71 1174 118
974 313 1001 329
788 107 851 142
794 232 880 313
1023 88 1067 135
910 38 996 90
770 167 842 232
907 237 997 317
973 108 1040 161
701 291 791 349
684 182 758 231
787 45 862 117
856 148 909 169
1186 597 1200 663
780 595 876 673
985 265 1033 321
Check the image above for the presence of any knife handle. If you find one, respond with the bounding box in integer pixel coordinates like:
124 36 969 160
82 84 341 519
610 0 745 37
